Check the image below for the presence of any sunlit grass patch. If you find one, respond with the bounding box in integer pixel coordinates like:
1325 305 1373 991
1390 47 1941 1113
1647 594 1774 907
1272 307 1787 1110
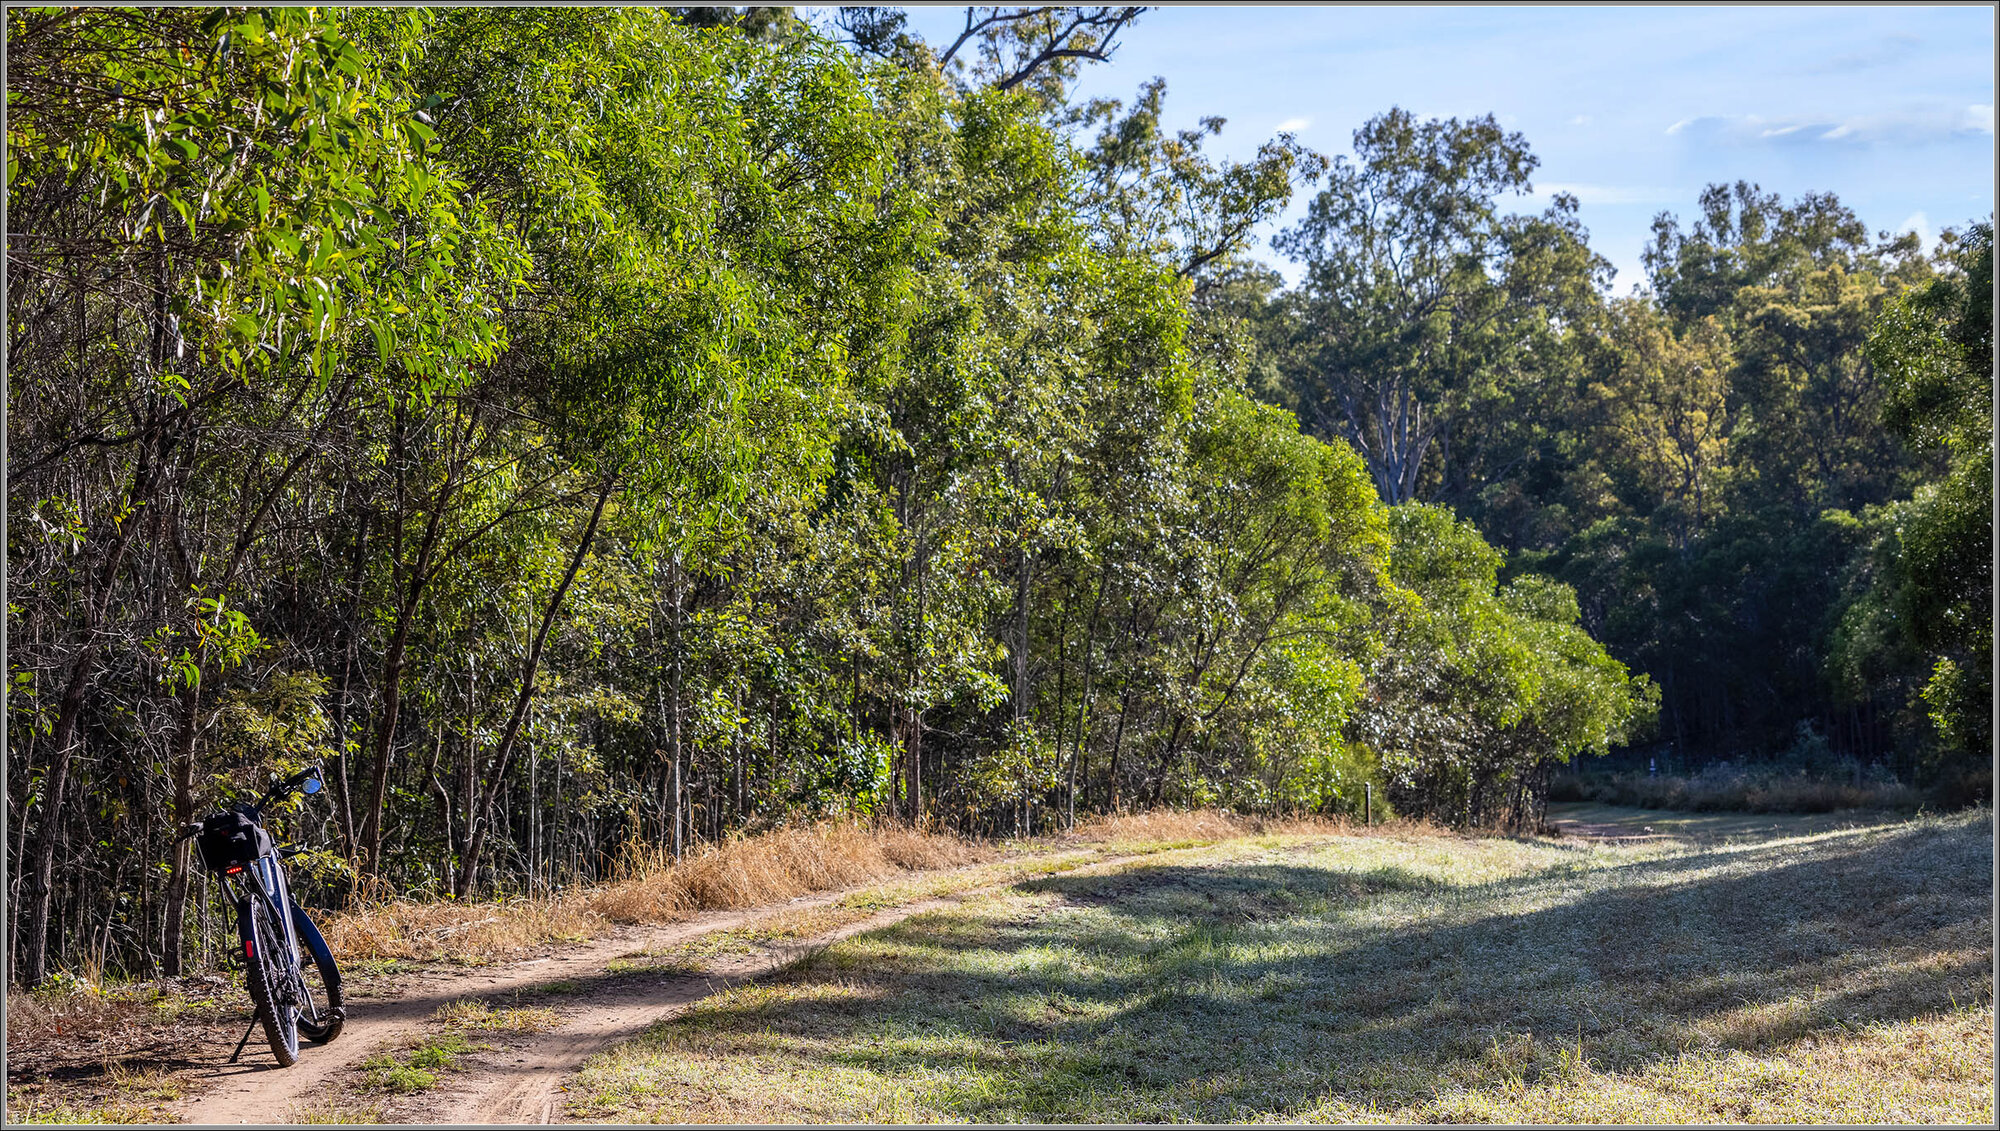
5 1055 188 1125
432 997 565 1033
567 810 1992 1124
1359 1004 1995 1125
1 1094 168 1125
287 1098 388 1124
607 849 1138 978
360 1031 481 1094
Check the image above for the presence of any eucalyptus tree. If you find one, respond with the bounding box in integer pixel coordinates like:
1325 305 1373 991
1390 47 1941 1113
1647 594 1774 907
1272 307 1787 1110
1356 506 1655 828
1537 183 1945 757
1135 391 1386 809
1834 223 1992 794
359 6 923 890
7 5 523 979
1644 181 1936 517
1274 108 1608 507
1075 77 1322 291
7 4 1690 983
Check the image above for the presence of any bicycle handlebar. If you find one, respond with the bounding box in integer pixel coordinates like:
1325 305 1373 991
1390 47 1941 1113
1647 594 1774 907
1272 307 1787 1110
253 765 325 813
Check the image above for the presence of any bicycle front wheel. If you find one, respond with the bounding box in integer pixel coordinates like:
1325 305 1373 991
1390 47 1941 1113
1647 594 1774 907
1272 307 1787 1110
243 897 300 1066
292 904 344 1045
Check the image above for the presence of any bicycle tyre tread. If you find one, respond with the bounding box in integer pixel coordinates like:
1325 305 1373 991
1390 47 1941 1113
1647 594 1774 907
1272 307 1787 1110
243 900 299 1067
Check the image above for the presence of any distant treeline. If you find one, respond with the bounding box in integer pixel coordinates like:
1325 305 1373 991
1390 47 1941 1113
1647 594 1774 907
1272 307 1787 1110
5 6 1986 985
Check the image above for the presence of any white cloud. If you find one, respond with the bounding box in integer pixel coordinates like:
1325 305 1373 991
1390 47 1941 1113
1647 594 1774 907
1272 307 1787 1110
1275 116 1312 133
1569 114 1592 127
1665 105 1992 147
1898 211 1932 244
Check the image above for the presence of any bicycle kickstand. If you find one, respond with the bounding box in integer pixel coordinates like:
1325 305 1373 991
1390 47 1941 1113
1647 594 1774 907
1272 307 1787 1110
227 1017 259 1064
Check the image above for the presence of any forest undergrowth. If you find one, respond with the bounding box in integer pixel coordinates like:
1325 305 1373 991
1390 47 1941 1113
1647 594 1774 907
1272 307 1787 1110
1551 766 1926 815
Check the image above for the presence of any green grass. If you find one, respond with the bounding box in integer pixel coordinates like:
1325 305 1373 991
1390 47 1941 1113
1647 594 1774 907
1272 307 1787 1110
343 957 416 979
433 997 566 1033
567 810 1992 1124
5 1058 184 1125
287 1099 388 1124
1 1097 169 1125
360 1031 480 1094
606 845 1207 978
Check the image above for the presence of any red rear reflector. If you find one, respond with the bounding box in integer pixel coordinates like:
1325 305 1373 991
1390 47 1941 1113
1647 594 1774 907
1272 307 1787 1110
244 939 255 958
225 865 244 874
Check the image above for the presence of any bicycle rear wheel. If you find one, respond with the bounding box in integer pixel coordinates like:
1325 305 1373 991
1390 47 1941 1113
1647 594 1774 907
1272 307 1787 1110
242 898 300 1066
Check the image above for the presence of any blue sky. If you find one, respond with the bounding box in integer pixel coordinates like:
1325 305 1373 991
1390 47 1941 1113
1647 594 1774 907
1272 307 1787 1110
871 4 1995 291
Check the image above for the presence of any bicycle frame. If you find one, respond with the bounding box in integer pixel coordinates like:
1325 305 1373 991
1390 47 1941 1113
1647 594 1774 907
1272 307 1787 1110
224 851 303 985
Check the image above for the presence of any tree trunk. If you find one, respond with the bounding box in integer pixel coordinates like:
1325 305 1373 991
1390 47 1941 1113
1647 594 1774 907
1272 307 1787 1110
1066 572 1108 826
457 477 612 897
329 507 370 862
1104 681 1135 813
157 685 201 976
17 440 156 986
16 658 94 987
362 404 471 879
906 706 924 826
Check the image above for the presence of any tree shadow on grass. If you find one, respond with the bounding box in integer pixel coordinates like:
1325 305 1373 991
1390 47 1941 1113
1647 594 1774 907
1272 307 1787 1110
652 813 1992 1122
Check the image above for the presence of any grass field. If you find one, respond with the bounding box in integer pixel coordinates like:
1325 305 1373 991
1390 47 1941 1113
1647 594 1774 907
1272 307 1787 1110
569 808 1993 1124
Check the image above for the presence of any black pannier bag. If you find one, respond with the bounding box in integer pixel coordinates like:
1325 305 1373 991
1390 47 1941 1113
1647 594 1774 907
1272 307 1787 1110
196 810 274 873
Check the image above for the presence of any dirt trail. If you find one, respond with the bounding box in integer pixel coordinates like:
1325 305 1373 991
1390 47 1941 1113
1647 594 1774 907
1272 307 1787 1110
433 890 993 1125
168 904 781 1123
428 838 1342 1125
170 852 1149 1125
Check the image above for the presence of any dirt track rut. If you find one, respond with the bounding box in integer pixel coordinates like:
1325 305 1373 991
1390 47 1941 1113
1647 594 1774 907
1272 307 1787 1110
170 854 1143 1125
434 892 985 1125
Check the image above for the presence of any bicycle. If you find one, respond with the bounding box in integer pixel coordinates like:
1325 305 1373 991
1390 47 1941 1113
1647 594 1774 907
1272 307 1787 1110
179 765 345 1067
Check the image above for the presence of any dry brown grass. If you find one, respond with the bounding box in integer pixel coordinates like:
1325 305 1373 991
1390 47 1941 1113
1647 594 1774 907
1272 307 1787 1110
318 892 604 966
1065 809 1357 845
4 976 234 1059
319 819 991 964
5 980 232 1125
587 820 989 923
5 984 136 1051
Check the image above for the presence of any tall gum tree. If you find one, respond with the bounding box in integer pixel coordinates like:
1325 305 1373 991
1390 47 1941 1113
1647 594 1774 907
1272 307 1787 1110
1274 108 1607 507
